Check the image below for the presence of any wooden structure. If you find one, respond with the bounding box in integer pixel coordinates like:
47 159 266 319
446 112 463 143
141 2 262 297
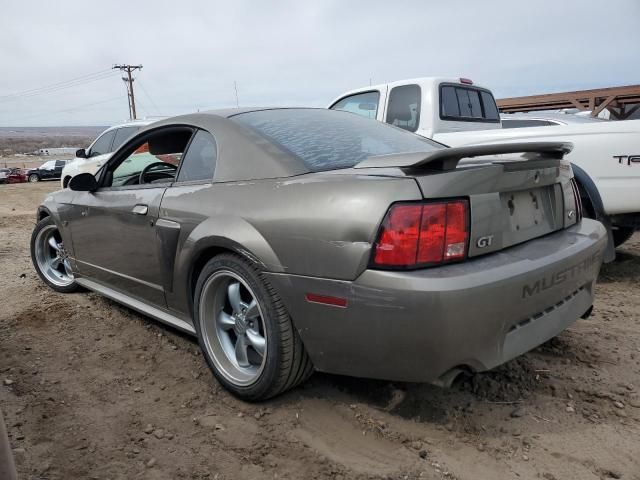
497 84 640 119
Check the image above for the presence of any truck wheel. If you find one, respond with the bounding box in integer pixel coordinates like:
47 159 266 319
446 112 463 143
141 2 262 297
612 227 634 248
28 174 40 183
194 253 313 401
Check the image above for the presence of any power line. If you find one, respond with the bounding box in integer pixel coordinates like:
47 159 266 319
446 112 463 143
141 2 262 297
0 70 118 103
136 78 160 115
113 64 143 120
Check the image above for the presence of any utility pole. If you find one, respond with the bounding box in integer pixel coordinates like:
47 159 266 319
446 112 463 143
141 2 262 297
112 64 143 120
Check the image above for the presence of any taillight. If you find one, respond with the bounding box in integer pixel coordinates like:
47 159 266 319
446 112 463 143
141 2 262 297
570 178 583 222
372 200 469 269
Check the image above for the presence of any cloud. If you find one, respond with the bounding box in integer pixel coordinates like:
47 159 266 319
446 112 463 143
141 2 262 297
1 0 638 126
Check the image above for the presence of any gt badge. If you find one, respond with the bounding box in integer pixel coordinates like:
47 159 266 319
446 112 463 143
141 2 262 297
476 235 494 248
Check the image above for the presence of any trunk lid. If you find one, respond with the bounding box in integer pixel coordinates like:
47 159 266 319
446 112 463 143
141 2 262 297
355 142 578 257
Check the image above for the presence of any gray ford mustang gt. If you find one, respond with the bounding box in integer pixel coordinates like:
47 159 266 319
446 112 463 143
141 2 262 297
30 108 606 400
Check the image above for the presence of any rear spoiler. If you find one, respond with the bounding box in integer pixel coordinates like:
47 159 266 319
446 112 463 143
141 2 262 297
355 141 573 171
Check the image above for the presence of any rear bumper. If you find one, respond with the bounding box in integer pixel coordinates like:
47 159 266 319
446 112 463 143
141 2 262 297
265 219 607 383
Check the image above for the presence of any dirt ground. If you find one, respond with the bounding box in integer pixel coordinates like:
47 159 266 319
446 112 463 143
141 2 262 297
1 182 639 480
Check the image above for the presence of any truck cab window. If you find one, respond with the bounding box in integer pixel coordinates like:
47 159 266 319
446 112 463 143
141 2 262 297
440 85 500 122
385 84 421 132
330 91 380 119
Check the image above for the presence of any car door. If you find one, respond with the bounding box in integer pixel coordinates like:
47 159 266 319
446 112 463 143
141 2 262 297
39 160 55 180
68 126 194 307
53 160 65 179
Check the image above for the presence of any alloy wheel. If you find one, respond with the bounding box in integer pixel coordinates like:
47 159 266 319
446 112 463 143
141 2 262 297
34 225 74 287
199 271 267 386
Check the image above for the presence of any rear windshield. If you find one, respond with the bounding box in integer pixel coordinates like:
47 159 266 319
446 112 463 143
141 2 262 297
440 84 500 122
232 109 441 172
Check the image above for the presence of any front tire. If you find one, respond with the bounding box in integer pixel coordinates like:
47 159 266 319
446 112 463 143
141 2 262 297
28 174 39 183
194 253 313 401
30 217 78 293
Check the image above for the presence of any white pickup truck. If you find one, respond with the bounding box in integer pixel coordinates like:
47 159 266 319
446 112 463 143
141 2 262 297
329 77 640 256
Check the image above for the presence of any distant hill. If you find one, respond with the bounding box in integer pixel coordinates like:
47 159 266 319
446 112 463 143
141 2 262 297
0 126 107 154
0 126 107 138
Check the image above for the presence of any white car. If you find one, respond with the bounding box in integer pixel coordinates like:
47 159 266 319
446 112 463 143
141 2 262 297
61 119 158 188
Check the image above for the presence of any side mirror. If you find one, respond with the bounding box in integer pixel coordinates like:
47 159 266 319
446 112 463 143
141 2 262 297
68 172 98 192
76 148 88 159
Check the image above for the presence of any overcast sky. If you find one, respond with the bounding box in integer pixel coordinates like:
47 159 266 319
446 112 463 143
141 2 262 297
1 0 639 127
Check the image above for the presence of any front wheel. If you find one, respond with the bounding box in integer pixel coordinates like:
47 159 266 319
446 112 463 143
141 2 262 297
194 253 313 401
30 217 78 293
28 174 40 183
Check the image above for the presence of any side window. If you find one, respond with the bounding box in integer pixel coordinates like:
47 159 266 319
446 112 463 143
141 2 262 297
385 85 421 132
107 129 193 188
330 91 380 119
176 130 217 183
55 160 65 168
89 130 116 157
111 127 140 151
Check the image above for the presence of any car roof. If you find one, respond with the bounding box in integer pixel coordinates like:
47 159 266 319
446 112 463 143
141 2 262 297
115 108 320 182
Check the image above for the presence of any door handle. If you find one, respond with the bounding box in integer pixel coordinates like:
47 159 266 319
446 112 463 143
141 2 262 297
132 204 148 215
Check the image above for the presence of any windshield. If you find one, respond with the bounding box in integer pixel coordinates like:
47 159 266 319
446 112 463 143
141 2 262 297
232 109 442 172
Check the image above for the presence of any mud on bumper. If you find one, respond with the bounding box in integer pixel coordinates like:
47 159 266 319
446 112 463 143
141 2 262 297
265 219 607 384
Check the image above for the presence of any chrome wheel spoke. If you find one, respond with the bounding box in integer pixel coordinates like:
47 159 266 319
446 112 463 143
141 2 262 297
217 311 235 330
51 256 62 269
227 282 242 314
244 299 259 319
48 236 61 252
62 259 73 276
246 329 266 357
235 335 250 367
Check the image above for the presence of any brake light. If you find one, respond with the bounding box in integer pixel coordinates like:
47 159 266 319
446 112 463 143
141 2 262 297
459 78 474 85
372 200 469 268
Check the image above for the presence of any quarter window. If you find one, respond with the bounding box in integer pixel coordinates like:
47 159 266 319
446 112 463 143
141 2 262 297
385 85 421 132
89 130 116 157
330 91 380 119
176 130 217 182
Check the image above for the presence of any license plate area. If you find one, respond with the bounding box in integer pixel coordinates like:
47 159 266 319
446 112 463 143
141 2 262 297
499 185 560 245
503 188 545 232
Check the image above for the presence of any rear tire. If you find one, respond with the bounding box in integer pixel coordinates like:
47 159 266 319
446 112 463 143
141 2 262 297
612 227 634 248
194 253 313 401
28 174 39 183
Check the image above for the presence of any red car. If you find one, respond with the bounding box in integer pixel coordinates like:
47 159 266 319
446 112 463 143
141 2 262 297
0 168 28 184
